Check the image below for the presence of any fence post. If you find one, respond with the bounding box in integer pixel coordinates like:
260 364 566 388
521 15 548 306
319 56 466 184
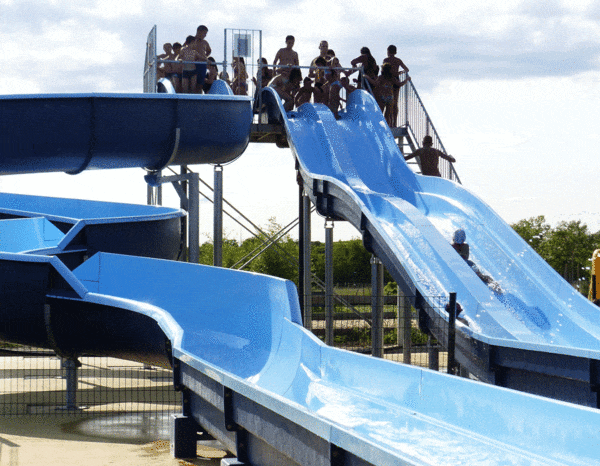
447 292 458 375
371 256 384 358
427 336 439 371
397 292 411 364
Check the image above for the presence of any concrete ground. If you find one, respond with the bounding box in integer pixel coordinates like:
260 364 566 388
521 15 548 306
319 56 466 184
0 354 230 466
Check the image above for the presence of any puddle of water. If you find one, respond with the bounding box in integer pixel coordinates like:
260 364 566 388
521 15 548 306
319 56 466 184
65 412 171 443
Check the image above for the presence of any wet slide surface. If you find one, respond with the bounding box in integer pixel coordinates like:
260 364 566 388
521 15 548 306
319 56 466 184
272 87 600 362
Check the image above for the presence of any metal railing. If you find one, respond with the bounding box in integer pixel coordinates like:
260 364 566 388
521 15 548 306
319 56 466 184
398 79 460 183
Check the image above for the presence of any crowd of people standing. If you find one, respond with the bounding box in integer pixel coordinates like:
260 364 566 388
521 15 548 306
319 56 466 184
157 28 412 127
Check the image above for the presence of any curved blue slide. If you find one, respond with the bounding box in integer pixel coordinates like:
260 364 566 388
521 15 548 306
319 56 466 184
263 86 600 406
1 86 600 464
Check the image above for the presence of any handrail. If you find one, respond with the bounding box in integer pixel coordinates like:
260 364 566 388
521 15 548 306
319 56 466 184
399 79 461 183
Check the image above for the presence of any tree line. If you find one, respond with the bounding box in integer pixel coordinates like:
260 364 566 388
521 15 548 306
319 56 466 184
511 216 599 294
198 216 600 296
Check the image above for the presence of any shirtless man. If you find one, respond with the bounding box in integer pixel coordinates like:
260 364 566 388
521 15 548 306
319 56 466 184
273 35 299 76
171 42 183 92
180 36 202 93
192 25 211 91
309 40 329 79
158 43 179 89
269 68 302 112
404 136 456 177
295 77 315 108
383 45 409 127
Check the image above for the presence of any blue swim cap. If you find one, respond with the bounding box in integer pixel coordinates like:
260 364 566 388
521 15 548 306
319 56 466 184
453 229 466 244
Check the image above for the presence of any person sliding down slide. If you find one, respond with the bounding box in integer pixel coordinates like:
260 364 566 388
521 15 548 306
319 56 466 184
451 229 503 294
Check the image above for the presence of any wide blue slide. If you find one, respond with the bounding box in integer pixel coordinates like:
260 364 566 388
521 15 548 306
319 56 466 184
1 82 600 465
265 86 600 406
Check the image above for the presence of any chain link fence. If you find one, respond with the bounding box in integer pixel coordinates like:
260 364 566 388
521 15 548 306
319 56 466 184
308 287 451 372
0 344 178 417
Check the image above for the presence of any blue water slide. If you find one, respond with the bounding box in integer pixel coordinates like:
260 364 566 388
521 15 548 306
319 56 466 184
263 86 600 406
2 87 600 464
0 192 185 260
7 250 599 465
0 87 252 175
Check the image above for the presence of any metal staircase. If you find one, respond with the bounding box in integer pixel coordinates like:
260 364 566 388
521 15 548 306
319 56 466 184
393 80 460 183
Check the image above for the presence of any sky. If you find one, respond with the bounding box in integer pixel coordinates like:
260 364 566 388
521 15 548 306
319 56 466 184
1 0 599 243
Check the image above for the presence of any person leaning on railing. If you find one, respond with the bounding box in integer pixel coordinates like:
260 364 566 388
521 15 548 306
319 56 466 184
404 135 456 177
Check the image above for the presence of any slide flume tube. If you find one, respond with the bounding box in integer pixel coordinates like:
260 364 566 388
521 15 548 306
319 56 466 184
0 87 252 175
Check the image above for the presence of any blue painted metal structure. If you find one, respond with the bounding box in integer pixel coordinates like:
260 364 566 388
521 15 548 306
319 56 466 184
2 249 600 465
1 86 600 464
0 85 252 175
263 86 600 407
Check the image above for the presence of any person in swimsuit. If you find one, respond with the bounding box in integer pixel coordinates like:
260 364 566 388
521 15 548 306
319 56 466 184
180 36 202 93
383 45 409 127
365 63 411 126
203 57 218 93
171 42 183 93
309 40 329 80
323 68 342 117
192 25 211 92
350 47 379 91
232 56 248 95
311 56 328 104
273 35 299 77
295 77 315 108
404 135 456 177
451 229 501 292
269 67 302 112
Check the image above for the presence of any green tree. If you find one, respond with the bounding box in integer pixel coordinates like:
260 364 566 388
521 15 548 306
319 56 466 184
512 216 600 293
544 221 597 291
511 215 551 257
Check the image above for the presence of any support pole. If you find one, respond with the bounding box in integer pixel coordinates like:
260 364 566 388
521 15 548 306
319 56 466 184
298 185 305 317
325 219 334 346
63 358 79 410
302 191 312 331
213 165 223 267
371 256 384 358
188 173 200 264
180 166 188 260
147 170 163 206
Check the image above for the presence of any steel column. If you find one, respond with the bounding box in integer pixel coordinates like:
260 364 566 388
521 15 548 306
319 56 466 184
188 173 200 264
302 192 312 331
325 219 334 346
371 256 384 358
213 165 223 267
